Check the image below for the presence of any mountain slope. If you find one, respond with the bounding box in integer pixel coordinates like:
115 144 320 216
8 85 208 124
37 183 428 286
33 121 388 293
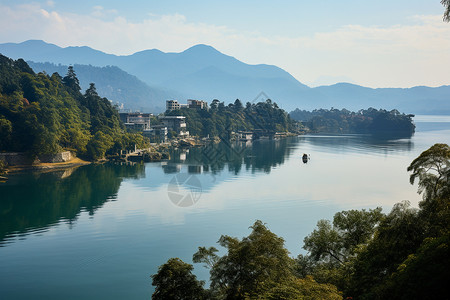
1 40 449 114
28 62 181 112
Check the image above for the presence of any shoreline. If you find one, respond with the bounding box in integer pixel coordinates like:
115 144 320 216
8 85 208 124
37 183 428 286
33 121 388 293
6 157 91 174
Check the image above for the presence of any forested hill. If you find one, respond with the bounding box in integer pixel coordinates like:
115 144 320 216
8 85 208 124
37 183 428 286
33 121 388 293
290 108 415 135
0 54 148 160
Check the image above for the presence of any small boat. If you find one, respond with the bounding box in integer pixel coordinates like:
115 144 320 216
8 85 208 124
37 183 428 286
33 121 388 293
302 153 309 163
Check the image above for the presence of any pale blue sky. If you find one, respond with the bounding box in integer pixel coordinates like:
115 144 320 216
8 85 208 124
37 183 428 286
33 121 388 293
0 0 449 87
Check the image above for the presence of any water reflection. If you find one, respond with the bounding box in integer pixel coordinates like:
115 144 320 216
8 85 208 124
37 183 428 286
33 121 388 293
0 163 145 245
167 138 296 176
164 133 415 177
0 134 416 245
298 133 414 156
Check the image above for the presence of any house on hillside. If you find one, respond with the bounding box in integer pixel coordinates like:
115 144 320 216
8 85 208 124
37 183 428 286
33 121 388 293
119 112 152 131
166 99 208 111
159 116 189 137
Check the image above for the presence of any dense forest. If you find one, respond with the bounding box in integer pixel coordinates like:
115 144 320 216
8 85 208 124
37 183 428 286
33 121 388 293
290 108 415 134
0 54 148 160
151 143 450 299
164 99 294 138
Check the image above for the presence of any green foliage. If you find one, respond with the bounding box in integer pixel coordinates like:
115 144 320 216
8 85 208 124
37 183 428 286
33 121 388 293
408 143 450 201
408 143 450 237
151 258 206 300
347 201 425 298
290 108 415 135
154 221 343 299
189 220 342 299
303 208 384 267
376 233 450 299
303 219 345 265
166 99 294 138
208 220 294 298
0 54 148 160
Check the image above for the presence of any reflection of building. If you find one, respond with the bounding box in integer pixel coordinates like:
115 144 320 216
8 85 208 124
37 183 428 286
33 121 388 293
188 165 202 174
119 112 152 131
161 163 182 174
237 131 253 141
159 116 189 137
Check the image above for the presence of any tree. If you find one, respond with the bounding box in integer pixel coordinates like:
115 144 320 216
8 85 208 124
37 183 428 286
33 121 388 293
62 66 81 95
234 99 243 111
210 99 220 111
374 233 450 300
333 207 383 252
207 220 294 298
303 220 345 266
408 143 450 236
443 0 450 22
303 208 384 266
151 258 205 300
407 143 450 201
191 220 343 299
347 201 425 298
192 246 219 269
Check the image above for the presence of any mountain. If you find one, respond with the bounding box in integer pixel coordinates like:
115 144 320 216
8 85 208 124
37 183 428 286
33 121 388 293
1 40 449 114
303 83 450 114
27 62 181 112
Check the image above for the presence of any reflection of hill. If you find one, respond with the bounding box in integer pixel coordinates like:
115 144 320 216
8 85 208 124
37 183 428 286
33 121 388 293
298 133 414 155
0 163 145 245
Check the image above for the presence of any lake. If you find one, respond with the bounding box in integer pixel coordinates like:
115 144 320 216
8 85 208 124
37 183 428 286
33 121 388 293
1 115 450 299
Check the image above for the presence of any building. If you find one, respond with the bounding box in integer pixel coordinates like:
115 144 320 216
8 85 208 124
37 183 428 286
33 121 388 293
119 112 152 131
187 99 208 109
143 125 168 142
166 100 181 111
166 99 208 111
159 116 189 137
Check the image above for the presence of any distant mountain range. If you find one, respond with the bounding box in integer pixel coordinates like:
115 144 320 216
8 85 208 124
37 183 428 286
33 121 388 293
1 40 449 114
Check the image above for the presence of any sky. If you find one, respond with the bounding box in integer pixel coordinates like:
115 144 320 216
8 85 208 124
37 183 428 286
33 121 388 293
0 0 449 88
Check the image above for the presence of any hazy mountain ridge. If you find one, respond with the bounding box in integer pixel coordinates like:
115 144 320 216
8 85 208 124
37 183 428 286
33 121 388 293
28 61 180 112
1 40 449 114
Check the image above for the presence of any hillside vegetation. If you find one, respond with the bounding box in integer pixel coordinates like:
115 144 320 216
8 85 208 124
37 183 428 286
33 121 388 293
0 54 148 160
290 108 415 135
165 98 294 138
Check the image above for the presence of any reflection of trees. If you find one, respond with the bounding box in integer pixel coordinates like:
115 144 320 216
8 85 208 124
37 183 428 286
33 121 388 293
300 133 414 154
168 138 295 175
0 163 145 244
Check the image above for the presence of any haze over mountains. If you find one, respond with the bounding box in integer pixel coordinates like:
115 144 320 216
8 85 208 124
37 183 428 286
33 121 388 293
1 40 449 114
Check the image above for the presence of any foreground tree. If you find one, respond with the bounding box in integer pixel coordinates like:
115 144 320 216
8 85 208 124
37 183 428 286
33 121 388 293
408 143 450 236
151 258 206 300
303 207 384 266
193 220 342 299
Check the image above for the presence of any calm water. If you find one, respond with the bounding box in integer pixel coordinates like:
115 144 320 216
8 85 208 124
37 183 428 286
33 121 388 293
1 116 450 299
